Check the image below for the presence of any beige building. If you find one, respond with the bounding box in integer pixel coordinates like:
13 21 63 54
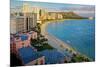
23 13 37 31
32 7 41 21
57 14 63 19
22 4 37 31
32 7 48 24
10 13 37 34
10 3 37 34
10 17 17 34
10 16 25 34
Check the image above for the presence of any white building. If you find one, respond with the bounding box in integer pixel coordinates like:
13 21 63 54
10 15 27 34
10 17 17 34
10 3 38 34
10 13 37 34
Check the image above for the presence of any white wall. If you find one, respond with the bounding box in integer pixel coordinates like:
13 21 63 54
10 18 17 34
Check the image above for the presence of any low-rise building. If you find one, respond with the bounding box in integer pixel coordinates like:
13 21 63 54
40 49 66 64
18 47 45 65
10 31 44 65
10 31 38 50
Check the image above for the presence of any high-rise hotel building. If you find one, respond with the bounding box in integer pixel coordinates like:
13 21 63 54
10 3 37 34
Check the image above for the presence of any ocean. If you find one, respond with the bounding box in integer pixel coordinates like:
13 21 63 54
46 19 95 60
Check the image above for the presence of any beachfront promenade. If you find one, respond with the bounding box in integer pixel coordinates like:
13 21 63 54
41 21 77 56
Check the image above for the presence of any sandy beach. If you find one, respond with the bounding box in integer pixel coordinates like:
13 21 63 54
41 21 77 54
40 20 92 61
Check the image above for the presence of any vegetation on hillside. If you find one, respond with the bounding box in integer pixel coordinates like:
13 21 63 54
49 11 87 19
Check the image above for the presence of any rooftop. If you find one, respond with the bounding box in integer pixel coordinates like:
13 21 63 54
40 49 65 64
20 34 28 41
18 47 43 64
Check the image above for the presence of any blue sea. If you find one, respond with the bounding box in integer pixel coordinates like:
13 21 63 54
47 19 95 60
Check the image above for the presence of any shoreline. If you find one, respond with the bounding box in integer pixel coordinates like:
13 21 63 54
40 19 93 61
41 21 76 51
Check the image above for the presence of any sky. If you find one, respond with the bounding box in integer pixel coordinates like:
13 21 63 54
10 0 95 17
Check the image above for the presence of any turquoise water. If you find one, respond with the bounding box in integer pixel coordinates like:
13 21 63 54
47 19 95 60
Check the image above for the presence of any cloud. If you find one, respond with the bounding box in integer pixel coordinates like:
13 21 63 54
59 5 95 11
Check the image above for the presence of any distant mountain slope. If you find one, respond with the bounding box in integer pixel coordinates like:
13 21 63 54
49 11 87 19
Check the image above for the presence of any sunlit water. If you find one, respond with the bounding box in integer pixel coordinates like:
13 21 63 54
47 19 95 60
